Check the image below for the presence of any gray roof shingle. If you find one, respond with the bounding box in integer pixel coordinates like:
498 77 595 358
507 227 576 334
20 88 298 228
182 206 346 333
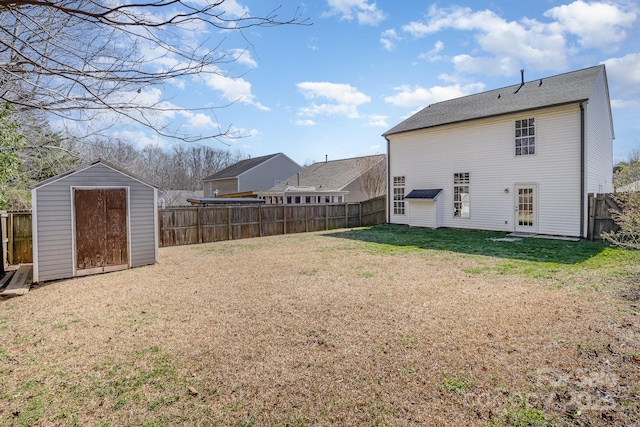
405 189 442 199
202 153 281 181
269 154 386 192
383 65 605 137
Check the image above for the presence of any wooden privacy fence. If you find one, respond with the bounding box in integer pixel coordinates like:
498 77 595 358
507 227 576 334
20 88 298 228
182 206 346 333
159 196 387 247
1 211 7 275
4 211 33 264
587 193 621 241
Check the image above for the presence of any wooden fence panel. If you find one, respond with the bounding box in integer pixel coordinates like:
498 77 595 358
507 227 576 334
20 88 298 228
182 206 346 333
1 211 7 275
8 211 33 263
159 208 199 247
261 206 284 236
587 193 620 241
361 196 387 226
157 199 387 247
200 208 229 243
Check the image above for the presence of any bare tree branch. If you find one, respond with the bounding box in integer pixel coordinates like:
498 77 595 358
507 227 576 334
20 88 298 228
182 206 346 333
0 0 309 142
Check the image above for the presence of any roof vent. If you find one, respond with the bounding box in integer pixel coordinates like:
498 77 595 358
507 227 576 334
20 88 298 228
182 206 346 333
498 94 501 99
538 79 543 87
514 69 525 94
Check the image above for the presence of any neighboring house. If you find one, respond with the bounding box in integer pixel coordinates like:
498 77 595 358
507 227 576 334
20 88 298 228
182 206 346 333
257 154 386 204
202 153 301 197
31 159 159 282
384 65 614 238
158 190 204 207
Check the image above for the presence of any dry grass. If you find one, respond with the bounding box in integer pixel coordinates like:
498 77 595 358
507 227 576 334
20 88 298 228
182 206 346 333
1 228 639 426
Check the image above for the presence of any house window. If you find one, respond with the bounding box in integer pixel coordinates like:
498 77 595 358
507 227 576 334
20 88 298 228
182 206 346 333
515 118 535 155
454 173 470 218
393 176 405 215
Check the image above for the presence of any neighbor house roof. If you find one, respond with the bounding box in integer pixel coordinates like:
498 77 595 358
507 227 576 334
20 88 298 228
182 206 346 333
202 153 282 181
384 65 606 137
31 158 159 190
267 154 386 193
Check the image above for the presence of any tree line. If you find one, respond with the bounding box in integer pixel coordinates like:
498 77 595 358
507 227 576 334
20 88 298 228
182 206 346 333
0 110 245 210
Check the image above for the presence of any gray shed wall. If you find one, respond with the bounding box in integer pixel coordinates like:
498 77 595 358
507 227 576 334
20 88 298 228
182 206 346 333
34 163 157 282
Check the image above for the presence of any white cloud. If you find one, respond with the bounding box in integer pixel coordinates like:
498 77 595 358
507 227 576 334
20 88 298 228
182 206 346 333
296 119 317 126
400 2 637 76
365 114 388 127
603 53 640 96
228 49 257 68
384 82 485 108
187 113 217 129
297 82 371 105
324 0 386 26
296 82 372 120
545 0 636 49
418 41 445 62
201 71 269 111
380 28 399 51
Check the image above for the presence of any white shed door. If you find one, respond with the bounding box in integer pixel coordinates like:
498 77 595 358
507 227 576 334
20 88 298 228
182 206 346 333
515 185 537 233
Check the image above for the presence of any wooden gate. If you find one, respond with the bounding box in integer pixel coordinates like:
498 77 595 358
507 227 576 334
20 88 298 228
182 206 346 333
74 189 129 276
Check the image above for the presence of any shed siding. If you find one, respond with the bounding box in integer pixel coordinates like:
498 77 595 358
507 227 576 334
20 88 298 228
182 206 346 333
239 155 302 192
389 104 583 236
585 69 614 195
34 163 156 282
408 200 437 228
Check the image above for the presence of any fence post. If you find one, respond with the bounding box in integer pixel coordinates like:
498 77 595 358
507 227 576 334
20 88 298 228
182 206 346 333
197 207 202 244
258 205 263 237
8 212 13 265
344 202 348 228
305 205 308 232
283 205 287 235
325 204 328 230
359 202 363 227
227 206 232 240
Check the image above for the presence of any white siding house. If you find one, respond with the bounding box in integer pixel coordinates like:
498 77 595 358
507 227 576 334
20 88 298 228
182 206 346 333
384 65 614 238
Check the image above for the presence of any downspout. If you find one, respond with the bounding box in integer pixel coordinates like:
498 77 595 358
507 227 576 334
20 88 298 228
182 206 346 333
385 136 391 224
579 101 585 239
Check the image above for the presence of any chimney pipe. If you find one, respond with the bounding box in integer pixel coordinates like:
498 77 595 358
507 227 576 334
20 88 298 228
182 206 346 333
297 172 300 186
521 69 524 85
325 154 328 163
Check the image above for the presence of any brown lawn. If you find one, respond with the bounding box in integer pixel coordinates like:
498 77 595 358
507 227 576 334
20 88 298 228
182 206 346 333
0 229 639 426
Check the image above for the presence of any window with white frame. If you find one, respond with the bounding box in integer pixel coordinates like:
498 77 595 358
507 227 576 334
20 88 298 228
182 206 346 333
515 118 535 155
454 173 470 218
393 176 405 215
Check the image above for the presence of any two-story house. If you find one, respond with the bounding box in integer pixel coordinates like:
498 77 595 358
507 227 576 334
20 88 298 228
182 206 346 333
384 65 614 238
202 153 301 197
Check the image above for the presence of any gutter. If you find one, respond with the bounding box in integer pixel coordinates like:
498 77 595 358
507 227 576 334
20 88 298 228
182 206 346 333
385 136 391 224
579 101 585 239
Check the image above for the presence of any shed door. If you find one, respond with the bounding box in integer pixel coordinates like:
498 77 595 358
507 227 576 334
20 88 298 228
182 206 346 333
75 189 129 276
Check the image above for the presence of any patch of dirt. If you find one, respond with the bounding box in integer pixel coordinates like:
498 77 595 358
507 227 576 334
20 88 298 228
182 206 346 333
0 231 638 426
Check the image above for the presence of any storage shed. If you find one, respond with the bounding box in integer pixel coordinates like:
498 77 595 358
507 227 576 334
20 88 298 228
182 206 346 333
31 159 159 282
405 189 443 229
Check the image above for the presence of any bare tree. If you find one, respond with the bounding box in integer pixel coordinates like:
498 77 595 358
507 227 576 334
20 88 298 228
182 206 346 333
602 150 640 249
0 0 307 142
356 154 387 200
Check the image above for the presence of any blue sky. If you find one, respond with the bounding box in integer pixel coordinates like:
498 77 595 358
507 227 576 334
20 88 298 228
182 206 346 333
98 0 640 166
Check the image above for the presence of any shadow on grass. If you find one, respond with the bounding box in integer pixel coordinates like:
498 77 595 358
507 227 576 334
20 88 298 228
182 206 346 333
325 224 609 265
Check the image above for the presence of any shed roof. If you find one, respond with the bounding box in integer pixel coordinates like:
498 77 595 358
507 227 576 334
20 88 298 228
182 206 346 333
31 158 159 190
383 65 605 137
405 189 443 199
202 153 283 181
269 154 386 193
